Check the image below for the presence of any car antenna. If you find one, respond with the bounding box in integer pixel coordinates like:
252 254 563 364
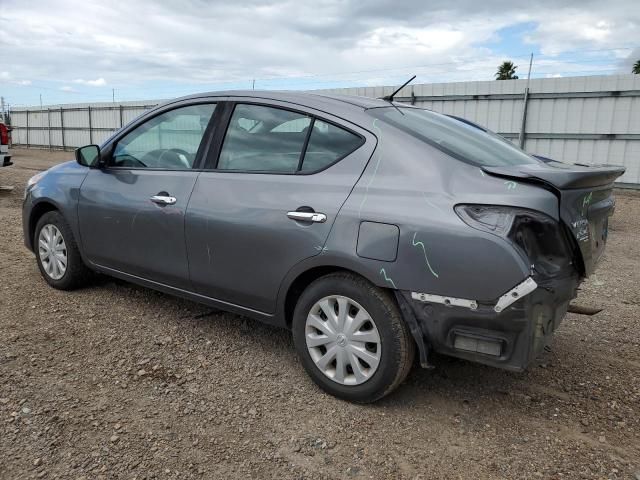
381 75 416 102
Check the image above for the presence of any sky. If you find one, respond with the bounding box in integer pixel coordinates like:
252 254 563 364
1 0 639 107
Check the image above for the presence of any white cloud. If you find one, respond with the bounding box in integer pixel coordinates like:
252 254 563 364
73 78 107 86
60 86 76 92
524 10 639 54
356 26 467 52
0 71 33 86
0 0 637 102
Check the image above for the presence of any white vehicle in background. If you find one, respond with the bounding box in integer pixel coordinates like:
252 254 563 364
0 122 11 166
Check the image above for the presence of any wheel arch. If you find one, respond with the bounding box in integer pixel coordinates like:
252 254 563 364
28 200 60 251
280 261 389 330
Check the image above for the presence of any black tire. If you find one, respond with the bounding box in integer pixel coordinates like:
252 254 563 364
34 211 91 290
292 272 415 403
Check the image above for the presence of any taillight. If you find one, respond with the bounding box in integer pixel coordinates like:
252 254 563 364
0 124 8 145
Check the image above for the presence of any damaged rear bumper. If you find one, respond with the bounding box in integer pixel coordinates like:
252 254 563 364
396 272 580 371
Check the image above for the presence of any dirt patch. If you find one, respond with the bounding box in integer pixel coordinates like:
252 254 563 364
1 148 639 479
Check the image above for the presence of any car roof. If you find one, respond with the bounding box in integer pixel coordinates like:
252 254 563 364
170 90 402 118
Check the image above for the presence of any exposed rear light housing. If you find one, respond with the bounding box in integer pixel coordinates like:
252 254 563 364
455 204 575 277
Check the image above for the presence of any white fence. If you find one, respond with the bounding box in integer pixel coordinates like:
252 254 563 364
9 101 159 150
9 74 640 185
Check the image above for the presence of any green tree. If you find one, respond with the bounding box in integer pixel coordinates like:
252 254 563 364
495 61 519 80
633 60 640 74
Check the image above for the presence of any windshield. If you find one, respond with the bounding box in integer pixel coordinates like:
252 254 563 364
369 107 540 167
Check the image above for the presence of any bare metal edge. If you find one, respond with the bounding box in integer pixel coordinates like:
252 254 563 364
493 277 538 312
411 276 538 313
410 292 478 310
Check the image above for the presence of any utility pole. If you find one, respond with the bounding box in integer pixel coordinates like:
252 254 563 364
518 53 534 149
40 94 43 110
252 79 255 90
0 97 5 123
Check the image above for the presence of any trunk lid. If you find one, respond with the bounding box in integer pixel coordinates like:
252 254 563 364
482 161 625 276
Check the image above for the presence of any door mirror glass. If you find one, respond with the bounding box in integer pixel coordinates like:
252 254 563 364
75 144 100 167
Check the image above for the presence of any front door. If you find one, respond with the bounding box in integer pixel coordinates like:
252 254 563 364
78 103 217 289
186 102 374 313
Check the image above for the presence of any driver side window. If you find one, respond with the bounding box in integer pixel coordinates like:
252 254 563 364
112 104 216 169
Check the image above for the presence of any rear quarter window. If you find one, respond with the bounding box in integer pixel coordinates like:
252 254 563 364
300 120 364 173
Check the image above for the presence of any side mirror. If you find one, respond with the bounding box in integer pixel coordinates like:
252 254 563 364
75 144 101 167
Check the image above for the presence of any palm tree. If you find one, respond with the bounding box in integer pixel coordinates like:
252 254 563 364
633 60 640 74
495 61 519 80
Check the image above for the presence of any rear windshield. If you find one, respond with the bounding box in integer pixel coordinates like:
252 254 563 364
369 107 540 167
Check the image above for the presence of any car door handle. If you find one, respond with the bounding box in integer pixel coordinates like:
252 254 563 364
287 211 327 223
150 195 177 205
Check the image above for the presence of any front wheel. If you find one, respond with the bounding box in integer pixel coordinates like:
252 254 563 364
292 272 415 403
34 211 91 290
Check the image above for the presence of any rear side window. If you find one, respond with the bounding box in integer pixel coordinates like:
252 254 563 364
300 120 364 173
216 104 363 173
218 105 311 172
369 107 539 167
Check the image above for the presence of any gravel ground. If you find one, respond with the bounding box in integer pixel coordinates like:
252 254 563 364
1 148 639 480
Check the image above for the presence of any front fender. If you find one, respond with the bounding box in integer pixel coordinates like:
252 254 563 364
23 160 89 254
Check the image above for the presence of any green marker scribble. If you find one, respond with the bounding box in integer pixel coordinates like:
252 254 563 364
582 191 593 216
411 232 439 278
358 119 383 218
379 268 396 289
504 180 517 190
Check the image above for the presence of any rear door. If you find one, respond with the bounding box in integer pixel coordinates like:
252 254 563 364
185 101 375 313
78 103 217 289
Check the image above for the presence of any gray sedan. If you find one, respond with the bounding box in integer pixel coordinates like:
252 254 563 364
22 91 624 402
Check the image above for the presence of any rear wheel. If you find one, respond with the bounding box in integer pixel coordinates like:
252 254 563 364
35 211 91 290
292 272 415 403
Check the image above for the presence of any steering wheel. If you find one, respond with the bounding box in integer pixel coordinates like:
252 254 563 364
157 149 192 169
